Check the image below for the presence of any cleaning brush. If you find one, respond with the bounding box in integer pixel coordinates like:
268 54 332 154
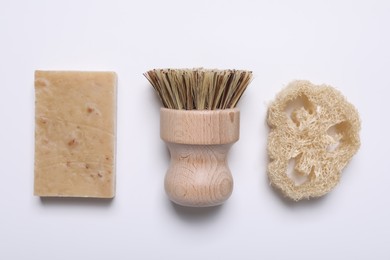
145 68 252 207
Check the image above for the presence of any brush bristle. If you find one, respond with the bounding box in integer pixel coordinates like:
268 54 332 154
144 68 253 110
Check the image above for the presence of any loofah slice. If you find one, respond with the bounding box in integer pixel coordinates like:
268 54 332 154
267 80 361 201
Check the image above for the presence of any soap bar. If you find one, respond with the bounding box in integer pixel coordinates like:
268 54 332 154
34 71 116 198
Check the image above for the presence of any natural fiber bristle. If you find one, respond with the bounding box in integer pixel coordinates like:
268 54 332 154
144 68 253 110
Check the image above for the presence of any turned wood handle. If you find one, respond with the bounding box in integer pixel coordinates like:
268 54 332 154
160 108 240 207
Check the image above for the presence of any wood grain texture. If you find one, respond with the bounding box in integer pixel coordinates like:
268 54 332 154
160 108 239 145
161 108 239 207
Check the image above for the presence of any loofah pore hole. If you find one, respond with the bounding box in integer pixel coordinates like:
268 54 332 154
286 157 310 186
284 94 316 127
326 121 350 152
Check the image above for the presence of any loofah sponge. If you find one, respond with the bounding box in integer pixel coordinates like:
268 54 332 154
267 80 361 201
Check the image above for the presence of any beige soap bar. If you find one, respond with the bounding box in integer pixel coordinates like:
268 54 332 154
34 71 116 198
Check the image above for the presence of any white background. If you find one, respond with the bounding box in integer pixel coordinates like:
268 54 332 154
1 0 389 259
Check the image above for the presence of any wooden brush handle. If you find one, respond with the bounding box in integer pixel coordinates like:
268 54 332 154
164 143 233 207
160 108 240 207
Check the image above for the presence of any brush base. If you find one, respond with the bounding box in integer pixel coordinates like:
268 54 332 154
160 108 239 207
164 143 233 207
